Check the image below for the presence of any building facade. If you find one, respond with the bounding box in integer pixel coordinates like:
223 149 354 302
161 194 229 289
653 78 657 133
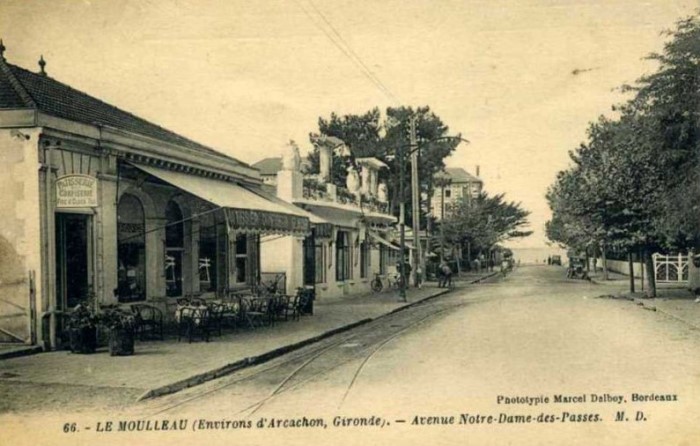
431 167 483 221
258 138 400 300
0 52 311 349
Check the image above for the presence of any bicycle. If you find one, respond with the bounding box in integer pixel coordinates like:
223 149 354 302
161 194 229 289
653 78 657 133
389 273 406 290
370 273 384 292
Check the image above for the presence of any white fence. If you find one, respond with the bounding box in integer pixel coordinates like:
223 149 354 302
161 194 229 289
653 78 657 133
601 254 689 285
652 253 688 283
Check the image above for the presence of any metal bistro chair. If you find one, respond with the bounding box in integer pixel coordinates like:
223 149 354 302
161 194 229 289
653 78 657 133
241 296 270 329
206 302 225 337
130 304 164 340
176 305 211 343
267 295 288 325
218 299 242 332
282 292 301 321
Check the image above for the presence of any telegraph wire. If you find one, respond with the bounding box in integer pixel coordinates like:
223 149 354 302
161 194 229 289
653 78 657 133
294 0 400 104
306 0 400 104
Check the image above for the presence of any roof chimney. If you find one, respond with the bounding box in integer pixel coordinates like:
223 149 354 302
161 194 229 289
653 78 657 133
476 165 480 177
0 40 5 61
38 55 46 76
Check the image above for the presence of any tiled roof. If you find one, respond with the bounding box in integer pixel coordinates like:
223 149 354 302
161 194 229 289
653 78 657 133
253 157 283 175
0 58 249 167
437 167 482 184
0 66 28 108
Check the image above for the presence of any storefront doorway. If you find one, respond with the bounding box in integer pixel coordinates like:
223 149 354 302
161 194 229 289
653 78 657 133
55 213 92 310
303 230 316 286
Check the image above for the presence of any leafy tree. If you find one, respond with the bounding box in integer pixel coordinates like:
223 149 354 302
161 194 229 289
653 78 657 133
441 192 532 263
317 108 383 157
306 106 461 222
546 12 700 295
546 115 663 287
305 108 383 187
628 14 700 250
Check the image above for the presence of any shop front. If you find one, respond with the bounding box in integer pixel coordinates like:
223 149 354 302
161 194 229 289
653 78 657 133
111 162 310 311
38 151 312 349
0 52 310 348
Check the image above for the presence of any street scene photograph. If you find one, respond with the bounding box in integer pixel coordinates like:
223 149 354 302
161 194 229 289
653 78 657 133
1 1 700 445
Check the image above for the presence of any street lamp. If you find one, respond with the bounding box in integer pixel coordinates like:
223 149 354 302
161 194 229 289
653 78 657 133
387 119 469 301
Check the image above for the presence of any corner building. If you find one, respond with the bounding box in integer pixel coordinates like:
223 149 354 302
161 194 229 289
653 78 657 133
0 50 310 349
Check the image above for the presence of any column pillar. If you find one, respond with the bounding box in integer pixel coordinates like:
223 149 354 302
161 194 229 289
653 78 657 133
146 217 167 300
98 174 118 305
360 165 370 195
183 218 201 296
319 145 331 182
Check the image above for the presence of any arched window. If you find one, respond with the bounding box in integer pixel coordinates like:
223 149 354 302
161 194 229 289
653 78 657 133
165 200 184 297
117 194 146 302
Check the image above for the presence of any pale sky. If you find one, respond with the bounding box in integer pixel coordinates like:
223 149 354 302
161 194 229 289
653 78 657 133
1 0 697 247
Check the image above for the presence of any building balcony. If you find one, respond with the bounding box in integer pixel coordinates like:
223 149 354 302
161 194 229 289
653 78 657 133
299 176 393 221
302 177 332 202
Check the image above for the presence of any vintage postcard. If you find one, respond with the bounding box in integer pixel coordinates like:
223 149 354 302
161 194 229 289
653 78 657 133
1 1 699 445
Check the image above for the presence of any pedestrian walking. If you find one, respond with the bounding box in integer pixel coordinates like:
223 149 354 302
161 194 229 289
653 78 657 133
438 261 447 287
441 263 453 288
398 258 411 288
501 259 510 277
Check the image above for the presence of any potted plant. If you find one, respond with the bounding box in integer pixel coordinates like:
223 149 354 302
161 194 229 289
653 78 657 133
303 177 327 199
101 306 136 356
67 302 99 354
336 187 356 205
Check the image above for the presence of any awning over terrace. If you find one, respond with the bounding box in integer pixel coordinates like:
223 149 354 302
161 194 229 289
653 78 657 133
133 164 311 236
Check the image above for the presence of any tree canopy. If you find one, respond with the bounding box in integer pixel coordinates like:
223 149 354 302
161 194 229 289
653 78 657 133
441 191 532 257
306 106 462 222
546 12 700 293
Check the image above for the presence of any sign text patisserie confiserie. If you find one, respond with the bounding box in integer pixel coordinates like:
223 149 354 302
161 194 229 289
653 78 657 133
56 175 98 208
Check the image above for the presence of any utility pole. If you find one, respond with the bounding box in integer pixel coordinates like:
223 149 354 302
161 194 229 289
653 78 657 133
409 116 422 287
426 191 433 276
440 183 445 263
398 142 407 302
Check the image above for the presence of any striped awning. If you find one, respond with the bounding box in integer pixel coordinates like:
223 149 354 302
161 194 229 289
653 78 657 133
133 164 310 236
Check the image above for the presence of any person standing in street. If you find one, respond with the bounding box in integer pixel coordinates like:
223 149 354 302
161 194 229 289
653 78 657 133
441 262 453 288
501 258 510 277
398 257 411 288
438 261 447 287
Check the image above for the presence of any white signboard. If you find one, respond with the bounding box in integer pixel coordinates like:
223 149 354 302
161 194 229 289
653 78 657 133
55 174 98 208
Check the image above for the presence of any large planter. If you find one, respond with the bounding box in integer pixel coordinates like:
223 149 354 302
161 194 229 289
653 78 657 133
69 326 98 354
108 328 135 356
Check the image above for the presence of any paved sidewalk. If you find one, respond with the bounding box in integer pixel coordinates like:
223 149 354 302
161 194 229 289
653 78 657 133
631 289 700 329
0 273 492 401
587 268 700 329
